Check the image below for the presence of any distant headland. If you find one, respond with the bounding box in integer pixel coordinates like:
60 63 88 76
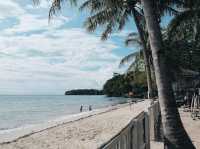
65 89 104 95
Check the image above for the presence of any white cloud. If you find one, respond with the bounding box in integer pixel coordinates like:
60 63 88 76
0 28 120 94
0 0 25 19
26 0 52 9
1 0 69 34
3 14 69 34
0 1 122 94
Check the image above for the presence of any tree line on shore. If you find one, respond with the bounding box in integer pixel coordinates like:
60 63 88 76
65 89 103 95
33 0 200 148
103 71 148 97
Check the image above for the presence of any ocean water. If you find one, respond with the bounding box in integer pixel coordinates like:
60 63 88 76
0 95 127 131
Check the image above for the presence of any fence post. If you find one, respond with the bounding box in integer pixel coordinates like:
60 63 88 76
98 102 162 149
145 112 150 149
132 120 138 149
148 105 155 141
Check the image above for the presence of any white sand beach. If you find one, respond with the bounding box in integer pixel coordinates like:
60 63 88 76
150 109 200 149
0 100 151 149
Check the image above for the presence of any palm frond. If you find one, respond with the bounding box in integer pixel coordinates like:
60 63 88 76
101 19 115 40
80 0 138 40
119 51 140 67
49 0 77 19
126 55 145 72
127 61 137 72
168 9 200 30
79 0 104 13
84 8 117 32
125 38 142 46
118 9 129 30
32 0 40 5
125 32 141 46
127 32 138 37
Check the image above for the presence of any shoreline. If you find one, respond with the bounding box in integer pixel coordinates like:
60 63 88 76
0 102 129 144
0 99 150 149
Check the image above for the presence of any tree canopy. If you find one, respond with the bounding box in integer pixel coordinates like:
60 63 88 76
103 71 147 97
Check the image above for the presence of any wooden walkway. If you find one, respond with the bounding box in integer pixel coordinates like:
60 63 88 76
150 108 200 149
180 109 200 148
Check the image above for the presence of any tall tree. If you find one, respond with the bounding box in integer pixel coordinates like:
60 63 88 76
80 0 155 98
132 10 154 98
120 33 155 96
141 0 195 148
79 0 180 99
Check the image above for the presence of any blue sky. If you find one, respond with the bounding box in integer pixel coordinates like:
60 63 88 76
0 0 170 95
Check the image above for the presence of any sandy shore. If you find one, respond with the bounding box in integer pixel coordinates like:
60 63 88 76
0 100 150 149
179 109 200 148
150 108 200 149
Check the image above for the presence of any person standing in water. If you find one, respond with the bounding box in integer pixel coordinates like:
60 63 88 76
80 105 83 112
89 105 92 111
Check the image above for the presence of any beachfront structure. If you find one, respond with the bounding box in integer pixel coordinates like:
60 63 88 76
172 69 200 98
99 101 161 149
172 69 199 90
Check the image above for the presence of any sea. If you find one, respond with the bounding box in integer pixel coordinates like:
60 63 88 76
0 95 127 132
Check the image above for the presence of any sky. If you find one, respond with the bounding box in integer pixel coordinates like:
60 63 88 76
0 0 170 95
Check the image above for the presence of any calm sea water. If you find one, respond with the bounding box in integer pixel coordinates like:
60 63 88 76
0 95 127 131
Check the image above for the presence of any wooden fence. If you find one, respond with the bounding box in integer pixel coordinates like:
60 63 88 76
148 101 162 141
99 101 160 149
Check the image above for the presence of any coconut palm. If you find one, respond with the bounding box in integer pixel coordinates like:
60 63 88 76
120 33 145 69
119 32 155 91
78 0 182 99
141 0 195 148
79 0 157 98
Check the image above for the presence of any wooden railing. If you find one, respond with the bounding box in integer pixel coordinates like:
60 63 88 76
99 112 150 149
148 101 161 141
99 101 160 149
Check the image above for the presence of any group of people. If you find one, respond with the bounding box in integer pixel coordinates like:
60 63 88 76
183 88 200 106
80 105 92 112
183 88 200 119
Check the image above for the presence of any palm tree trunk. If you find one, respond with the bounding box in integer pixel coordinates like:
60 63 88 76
141 0 195 149
133 10 154 99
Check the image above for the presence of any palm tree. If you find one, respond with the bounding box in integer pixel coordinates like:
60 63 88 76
78 0 180 99
141 0 195 148
79 0 156 98
122 32 155 98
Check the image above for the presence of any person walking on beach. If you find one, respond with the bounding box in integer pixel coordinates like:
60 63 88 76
89 105 92 111
80 105 83 112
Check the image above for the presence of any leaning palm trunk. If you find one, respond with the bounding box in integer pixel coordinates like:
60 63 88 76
141 0 195 149
133 10 154 99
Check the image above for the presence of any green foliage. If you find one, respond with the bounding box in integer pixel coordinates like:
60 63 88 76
65 89 103 95
164 4 200 73
164 40 200 72
103 71 147 97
